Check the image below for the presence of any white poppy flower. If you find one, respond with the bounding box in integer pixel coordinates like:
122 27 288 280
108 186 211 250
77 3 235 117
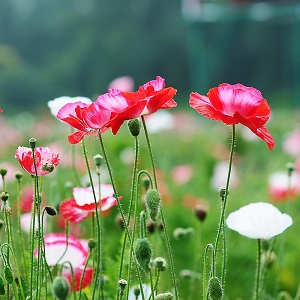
226 202 292 239
47 96 92 117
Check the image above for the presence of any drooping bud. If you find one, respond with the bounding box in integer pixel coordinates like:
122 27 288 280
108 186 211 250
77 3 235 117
45 206 57 216
145 189 161 222
208 277 223 300
0 275 5 295
128 118 141 136
0 169 7 177
93 154 103 167
194 204 207 222
146 219 155 233
142 178 151 191
29 137 37 149
135 238 152 272
4 266 14 284
88 238 97 250
154 292 173 300
154 257 167 271
52 276 70 300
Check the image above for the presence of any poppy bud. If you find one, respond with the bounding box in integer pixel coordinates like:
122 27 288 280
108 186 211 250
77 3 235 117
218 187 227 200
1 192 9 203
52 276 70 300
29 137 37 149
0 275 5 295
14 172 22 181
45 206 57 216
145 189 161 222
142 178 151 191
286 162 295 176
128 118 141 136
4 266 14 284
194 204 207 222
208 277 223 300
118 278 127 295
88 238 97 250
134 285 141 297
0 169 7 177
135 238 152 273
93 154 103 167
154 292 173 300
154 257 167 271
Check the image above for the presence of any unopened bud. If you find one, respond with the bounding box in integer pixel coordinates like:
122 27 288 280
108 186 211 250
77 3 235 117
286 163 295 176
194 204 207 222
118 278 127 294
145 189 161 222
14 172 22 181
45 206 57 216
154 257 167 271
134 285 140 297
142 178 151 191
1 192 9 202
88 238 97 250
146 219 155 233
128 118 141 136
208 277 223 300
135 238 152 273
93 154 103 167
155 292 173 300
218 187 227 200
29 137 37 149
0 169 7 177
52 276 70 300
4 266 14 284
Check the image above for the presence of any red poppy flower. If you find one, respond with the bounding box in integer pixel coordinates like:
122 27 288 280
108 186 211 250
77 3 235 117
95 76 177 134
15 146 60 176
59 184 120 223
34 233 93 291
56 101 111 144
189 83 274 150
0 108 2 113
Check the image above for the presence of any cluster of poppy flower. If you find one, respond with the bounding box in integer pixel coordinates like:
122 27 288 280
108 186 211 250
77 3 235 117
9 78 288 293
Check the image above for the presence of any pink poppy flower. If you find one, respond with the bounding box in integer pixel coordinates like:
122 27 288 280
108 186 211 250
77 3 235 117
56 101 111 144
95 76 177 134
15 146 60 176
59 184 120 223
0 108 2 113
171 164 193 185
34 233 93 291
108 75 134 92
268 171 300 202
189 83 275 150
282 130 300 157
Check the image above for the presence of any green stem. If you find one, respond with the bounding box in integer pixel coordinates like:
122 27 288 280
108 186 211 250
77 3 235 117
80 139 102 300
203 244 216 300
141 115 179 300
254 239 262 300
214 124 236 285
97 131 145 300
60 262 77 300
79 251 92 300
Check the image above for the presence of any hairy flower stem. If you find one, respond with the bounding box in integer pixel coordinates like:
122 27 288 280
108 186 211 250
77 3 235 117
214 124 236 287
203 244 216 300
31 147 44 300
141 115 179 300
254 239 262 300
16 177 28 280
79 251 92 300
81 139 102 300
97 131 145 300
122 136 139 300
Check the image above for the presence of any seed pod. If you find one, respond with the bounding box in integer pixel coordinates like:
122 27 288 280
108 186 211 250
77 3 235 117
128 118 141 136
145 189 161 222
154 292 173 300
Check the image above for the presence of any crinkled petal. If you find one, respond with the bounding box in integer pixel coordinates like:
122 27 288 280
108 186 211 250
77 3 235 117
60 199 90 223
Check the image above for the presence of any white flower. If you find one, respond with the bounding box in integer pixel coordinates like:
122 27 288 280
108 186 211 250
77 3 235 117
47 96 92 117
226 202 293 239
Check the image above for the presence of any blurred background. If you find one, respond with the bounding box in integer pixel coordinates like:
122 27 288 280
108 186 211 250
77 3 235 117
0 0 299 112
